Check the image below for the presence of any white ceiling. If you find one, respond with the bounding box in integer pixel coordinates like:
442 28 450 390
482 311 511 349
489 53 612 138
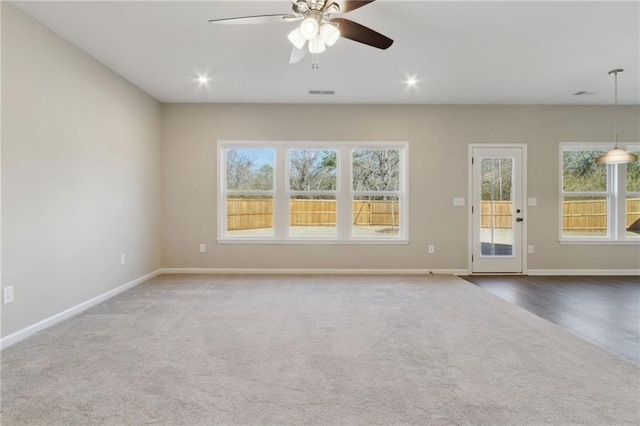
13 0 640 105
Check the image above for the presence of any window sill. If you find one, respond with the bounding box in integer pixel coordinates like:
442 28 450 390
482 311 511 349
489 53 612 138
217 238 410 245
559 239 640 246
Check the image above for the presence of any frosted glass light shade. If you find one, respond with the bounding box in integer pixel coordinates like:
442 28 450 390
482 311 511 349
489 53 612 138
595 147 638 164
309 35 326 54
320 24 340 46
288 28 306 50
300 17 319 40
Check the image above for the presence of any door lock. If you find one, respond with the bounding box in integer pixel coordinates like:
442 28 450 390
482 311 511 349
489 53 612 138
516 217 524 222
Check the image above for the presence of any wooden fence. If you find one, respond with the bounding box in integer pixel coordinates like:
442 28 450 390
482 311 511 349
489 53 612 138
227 199 399 230
481 199 640 232
563 198 640 233
480 201 512 229
227 198 640 232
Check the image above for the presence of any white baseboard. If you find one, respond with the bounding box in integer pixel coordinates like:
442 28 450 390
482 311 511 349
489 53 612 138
0 269 162 350
159 268 469 276
527 269 640 276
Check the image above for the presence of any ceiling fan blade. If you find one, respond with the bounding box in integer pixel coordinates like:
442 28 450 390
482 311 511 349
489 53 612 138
341 0 376 13
289 46 307 64
330 18 393 50
209 14 292 25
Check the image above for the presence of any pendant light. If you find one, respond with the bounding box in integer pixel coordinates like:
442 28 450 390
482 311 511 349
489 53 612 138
595 69 638 164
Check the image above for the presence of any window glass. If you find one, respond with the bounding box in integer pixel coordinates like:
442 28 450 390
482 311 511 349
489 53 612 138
289 195 337 237
562 196 608 238
562 150 606 192
480 157 514 256
226 195 274 237
625 196 640 238
352 195 400 237
626 155 640 238
352 149 400 192
289 149 337 191
226 148 274 190
626 153 640 192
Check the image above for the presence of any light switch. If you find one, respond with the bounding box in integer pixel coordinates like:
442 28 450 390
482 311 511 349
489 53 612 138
528 198 537 207
453 198 465 207
3 286 14 304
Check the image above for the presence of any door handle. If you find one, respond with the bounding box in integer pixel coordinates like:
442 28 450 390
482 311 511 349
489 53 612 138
516 217 524 222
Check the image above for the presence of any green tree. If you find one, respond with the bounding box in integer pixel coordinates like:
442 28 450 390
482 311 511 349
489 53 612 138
562 151 606 192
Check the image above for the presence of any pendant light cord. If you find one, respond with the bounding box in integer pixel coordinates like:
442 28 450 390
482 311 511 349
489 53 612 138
613 70 618 148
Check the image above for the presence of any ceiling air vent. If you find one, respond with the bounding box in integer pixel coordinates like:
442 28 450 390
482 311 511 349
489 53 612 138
309 90 335 95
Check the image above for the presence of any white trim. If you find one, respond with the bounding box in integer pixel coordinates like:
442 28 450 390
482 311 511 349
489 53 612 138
216 239 410 245
159 268 468 276
0 269 162 350
528 269 640 276
559 239 639 245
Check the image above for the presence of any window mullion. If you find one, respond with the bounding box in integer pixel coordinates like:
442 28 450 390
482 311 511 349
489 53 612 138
616 163 626 240
605 164 614 240
337 146 352 240
219 146 227 239
274 146 288 239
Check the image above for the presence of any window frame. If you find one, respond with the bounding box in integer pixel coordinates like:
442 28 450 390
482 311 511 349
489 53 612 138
559 142 640 244
218 140 409 244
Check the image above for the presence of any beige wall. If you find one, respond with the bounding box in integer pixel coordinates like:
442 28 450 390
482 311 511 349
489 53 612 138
162 103 640 271
1 4 163 337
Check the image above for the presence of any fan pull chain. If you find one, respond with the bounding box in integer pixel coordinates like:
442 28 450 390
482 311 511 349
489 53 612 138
312 53 319 69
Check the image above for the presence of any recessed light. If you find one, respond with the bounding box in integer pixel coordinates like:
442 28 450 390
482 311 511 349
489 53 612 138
196 74 211 86
405 76 418 88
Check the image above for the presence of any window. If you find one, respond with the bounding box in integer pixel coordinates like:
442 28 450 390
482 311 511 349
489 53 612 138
560 143 640 242
352 149 402 238
219 142 408 243
224 147 275 237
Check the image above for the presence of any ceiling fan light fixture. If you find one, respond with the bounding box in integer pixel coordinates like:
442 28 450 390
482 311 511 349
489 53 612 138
320 23 340 46
288 27 306 49
300 17 319 40
309 35 326 54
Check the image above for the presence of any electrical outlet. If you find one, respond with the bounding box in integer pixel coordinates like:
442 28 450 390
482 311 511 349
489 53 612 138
528 245 535 254
428 245 435 254
120 254 126 266
199 243 206 253
3 286 14 304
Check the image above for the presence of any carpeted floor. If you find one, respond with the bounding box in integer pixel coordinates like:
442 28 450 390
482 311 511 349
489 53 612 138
1 274 638 425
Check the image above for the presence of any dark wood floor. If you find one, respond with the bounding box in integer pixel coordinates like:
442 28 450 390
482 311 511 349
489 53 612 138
461 275 640 364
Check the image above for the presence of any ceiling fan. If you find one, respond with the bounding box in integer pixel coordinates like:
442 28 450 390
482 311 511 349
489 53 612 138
208 0 393 67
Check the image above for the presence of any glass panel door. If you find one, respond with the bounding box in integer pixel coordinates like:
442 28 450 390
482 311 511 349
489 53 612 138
472 147 524 273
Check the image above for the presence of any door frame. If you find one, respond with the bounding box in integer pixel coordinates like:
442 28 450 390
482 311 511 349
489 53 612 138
467 143 528 275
